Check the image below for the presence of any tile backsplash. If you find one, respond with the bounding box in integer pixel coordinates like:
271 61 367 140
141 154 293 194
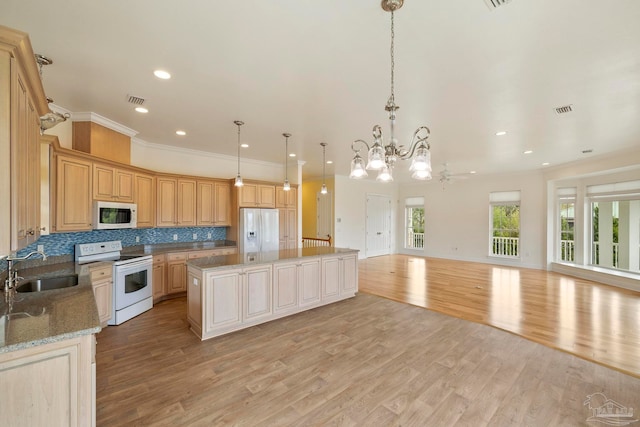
14 226 228 258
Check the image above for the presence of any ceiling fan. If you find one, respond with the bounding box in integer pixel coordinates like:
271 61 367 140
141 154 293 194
438 163 470 184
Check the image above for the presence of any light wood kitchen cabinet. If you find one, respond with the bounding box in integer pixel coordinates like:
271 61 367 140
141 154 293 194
152 254 166 301
1 27 48 253
0 334 95 427
53 154 93 232
276 186 297 208
135 173 155 228
89 263 113 326
197 180 231 226
92 163 134 202
166 252 188 294
238 182 276 208
298 258 321 307
157 177 196 227
279 208 297 250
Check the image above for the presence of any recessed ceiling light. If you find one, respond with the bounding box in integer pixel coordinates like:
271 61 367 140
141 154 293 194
153 70 171 79
241 143 249 148
135 107 148 113
523 150 533 154
176 130 186 136
495 131 507 136
542 162 550 166
326 160 333 164
470 170 477 174
289 153 296 157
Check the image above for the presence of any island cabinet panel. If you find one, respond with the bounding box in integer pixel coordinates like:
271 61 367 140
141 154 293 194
321 256 341 300
298 258 321 307
243 265 273 321
205 268 242 334
273 262 298 313
187 250 358 341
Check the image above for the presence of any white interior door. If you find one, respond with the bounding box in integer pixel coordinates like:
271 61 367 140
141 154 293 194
316 192 332 239
366 194 391 257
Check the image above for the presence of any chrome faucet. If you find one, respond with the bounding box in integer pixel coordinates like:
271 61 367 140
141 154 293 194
3 251 47 293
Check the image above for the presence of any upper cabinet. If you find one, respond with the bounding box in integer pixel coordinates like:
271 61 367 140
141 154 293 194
135 173 155 228
238 183 275 208
157 177 196 227
93 163 134 202
197 180 231 226
1 26 49 253
53 154 93 232
276 186 297 208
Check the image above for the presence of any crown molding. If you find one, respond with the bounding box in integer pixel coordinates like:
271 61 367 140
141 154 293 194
71 112 138 137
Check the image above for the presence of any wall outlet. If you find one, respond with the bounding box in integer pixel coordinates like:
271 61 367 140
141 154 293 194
37 244 44 253
193 233 197 240
135 236 140 243
207 232 212 239
173 234 178 241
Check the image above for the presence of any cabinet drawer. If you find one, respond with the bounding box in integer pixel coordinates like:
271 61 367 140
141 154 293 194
188 250 216 260
89 265 112 282
167 252 187 262
153 254 166 264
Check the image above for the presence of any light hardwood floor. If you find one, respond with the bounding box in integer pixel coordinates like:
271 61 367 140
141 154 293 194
95 256 640 426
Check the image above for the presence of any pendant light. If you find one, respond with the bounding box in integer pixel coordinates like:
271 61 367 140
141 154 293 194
283 133 291 191
234 120 244 187
349 0 433 182
320 142 328 195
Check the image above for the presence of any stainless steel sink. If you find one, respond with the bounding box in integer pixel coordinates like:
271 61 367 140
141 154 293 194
16 275 79 293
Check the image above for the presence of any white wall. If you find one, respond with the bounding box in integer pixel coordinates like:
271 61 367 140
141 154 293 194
334 175 399 259
398 171 547 269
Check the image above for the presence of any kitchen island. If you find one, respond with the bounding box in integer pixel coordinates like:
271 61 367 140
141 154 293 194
186 247 359 340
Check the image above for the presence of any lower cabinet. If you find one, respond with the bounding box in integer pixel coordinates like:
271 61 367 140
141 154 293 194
0 334 96 427
187 252 357 341
322 253 358 300
166 252 188 294
273 258 321 313
89 263 113 326
152 254 166 301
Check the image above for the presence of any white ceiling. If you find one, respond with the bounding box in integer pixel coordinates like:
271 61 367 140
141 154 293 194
4 0 640 182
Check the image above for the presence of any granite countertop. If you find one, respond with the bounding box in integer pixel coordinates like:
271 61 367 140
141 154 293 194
123 240 237 256
188 246 359 271
0 261 102 354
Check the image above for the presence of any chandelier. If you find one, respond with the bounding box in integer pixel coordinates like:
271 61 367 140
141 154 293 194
349 0 432 182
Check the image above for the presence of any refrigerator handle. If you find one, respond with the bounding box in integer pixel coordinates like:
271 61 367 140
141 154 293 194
258 212 263 252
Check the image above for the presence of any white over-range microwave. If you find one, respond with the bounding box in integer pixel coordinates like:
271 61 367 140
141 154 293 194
94 201 137 229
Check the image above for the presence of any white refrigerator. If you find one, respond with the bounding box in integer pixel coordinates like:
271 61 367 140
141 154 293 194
239 208 279 253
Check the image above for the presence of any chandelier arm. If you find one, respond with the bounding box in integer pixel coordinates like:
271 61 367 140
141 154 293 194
351 139 370 154
372 125 383 141
399 126 431 160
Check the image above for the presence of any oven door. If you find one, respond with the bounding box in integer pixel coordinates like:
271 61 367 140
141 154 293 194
114 259 153 310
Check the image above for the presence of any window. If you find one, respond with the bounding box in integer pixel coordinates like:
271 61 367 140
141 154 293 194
405 197 425 249
558 188 576 263
587 180 640 273
490 191 520 258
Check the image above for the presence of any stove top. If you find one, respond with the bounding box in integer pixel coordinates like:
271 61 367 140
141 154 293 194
75 240 151 265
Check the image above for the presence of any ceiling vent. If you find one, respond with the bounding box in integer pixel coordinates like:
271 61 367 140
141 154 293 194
555 104 574 114
484 0 512 10
126 94 146 105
